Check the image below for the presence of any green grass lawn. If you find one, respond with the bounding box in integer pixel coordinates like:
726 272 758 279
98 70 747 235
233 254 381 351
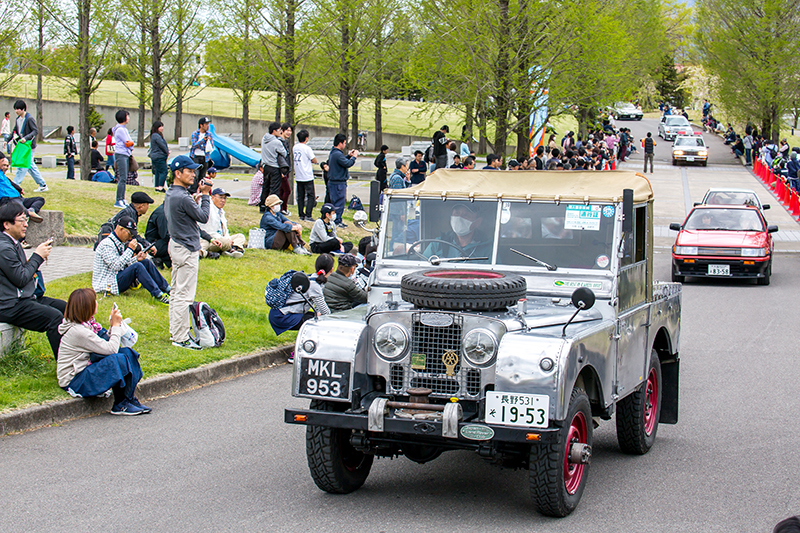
0 177 377 412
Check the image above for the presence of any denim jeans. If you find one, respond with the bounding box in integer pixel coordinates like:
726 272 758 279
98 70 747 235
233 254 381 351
329 181 347 225
115 154 129 202
151 157 168 188
66 155 75 179
14 151 46 187
116 259 169 297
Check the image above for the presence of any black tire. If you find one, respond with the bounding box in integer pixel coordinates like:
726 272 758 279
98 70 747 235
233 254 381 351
306 400 373 494
757 262 771 285
401 270 526 311
702 161 708 167
672 159 677 166
671 268 684 283
529 388 592 517
616 349 662 455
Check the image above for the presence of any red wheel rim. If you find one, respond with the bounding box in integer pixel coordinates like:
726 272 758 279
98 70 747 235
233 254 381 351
563 411 588 495
423 270 503 279
644 367 659 436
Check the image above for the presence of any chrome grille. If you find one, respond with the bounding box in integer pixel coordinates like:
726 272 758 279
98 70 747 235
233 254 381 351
411 313 462 374
698 247 741 256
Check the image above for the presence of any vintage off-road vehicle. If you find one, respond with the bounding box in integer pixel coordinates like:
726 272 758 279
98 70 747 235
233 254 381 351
285 170 681 516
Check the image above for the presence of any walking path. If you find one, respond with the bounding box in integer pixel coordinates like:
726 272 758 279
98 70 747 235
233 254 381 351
25 245 95 280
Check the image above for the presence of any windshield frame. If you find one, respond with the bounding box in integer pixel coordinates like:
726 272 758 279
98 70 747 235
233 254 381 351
683 207 765 232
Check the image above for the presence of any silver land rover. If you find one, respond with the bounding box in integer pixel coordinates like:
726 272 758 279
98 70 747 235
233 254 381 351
285 170 681 517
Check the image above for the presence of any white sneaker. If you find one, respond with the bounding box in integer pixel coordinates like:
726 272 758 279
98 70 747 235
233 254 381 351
224 250 244 258
294 246 312 256
113 201 126 209
34 185 49 192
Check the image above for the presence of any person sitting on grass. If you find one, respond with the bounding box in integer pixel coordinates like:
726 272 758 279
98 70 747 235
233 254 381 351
198 187 246 258
260 194 310 255
309 203 353 254
322 253 368 312
92 216 171 304
57 288 151 416
269 253 334 340
0 152 44 223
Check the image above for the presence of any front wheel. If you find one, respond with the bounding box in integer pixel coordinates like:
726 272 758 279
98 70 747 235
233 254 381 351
757 262 771 285
529 388 592 517
616 349 662 454
306 400 374 494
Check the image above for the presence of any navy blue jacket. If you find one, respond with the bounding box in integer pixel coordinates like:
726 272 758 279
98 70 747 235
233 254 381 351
327 148 356 183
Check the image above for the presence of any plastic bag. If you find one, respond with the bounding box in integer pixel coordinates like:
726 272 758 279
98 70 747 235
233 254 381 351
119 318 138 348
10 140 32 169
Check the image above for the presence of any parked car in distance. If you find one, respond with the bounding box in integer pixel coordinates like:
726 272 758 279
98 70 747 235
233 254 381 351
698 188 770 211
614 102 643 120
669 205 778 285
672 135 708 166
659 116 692 141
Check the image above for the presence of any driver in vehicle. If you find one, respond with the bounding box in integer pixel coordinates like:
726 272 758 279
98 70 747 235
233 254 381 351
424 203 492 261
696 212 715 229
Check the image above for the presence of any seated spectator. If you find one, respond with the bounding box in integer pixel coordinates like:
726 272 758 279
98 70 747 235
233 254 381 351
57 288 150 416
144 202 171 269
92 216 171 304
260 194 310 255
462 156 476 170
323 253 367 312
483 154 502 169
95 191 156 251
507 159 520 170
0 202 66 359
450 154 463 169
732 136 745 158
198 187 246 258
90 140 104 173
387 157 410 189
309 203 353 254
0 153 44 223
269 253 334 337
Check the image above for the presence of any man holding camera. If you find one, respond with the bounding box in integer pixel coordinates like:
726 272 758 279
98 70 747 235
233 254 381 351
92 216 170 304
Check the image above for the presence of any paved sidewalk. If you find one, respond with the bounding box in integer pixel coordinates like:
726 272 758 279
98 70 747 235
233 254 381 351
25 245 95 281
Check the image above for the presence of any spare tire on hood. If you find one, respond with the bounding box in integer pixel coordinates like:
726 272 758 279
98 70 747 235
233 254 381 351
400 270 527 311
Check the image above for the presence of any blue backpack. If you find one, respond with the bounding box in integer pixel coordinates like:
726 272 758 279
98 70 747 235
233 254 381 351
348 195 364 211
265 270 298 308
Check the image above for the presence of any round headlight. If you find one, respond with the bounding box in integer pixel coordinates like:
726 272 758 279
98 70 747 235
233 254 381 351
462 328 498 367
302 339 317 354
373 323 408 361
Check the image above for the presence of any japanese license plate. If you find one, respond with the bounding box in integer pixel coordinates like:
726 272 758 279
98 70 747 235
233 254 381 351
299 358 351 400
708 264 730 276
686 156 695 162
485 392 549 428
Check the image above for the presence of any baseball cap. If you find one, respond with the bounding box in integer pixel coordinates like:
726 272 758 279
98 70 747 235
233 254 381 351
320 203 335 215
211 187 231 197
117 216 137 236
198 116 211 126
206 167 218 174
169 155 201 172
338 253 359 267
130 191 154 204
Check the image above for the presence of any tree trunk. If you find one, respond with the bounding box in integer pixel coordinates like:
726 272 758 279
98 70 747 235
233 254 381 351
283 0 296 128
174 85 183 141
338 11 350 139
515 111 529 162
242 92 250 145
577 106 590 140
351 96 359 152
374 90 382 151
275 92 282 123
36 8 44 143
491 0 511 165
770 104 780 143
150 0 162 122
477 107 487 154
464 103 473 145
78 0 91 180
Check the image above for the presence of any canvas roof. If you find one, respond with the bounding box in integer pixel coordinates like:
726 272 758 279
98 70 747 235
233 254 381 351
387 170 654 203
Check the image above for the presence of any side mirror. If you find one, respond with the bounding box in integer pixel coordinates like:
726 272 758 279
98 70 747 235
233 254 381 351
768 225 779 233
669 223 681 231
693 202 700 206
571 287 595 310
290 271 310 294
763 204 771 210
622 189 633 233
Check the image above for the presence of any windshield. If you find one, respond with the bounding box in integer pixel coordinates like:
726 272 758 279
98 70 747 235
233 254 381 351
666 117 690 126
674 137 705 147
382 198 616 270
684 208 764 231
704 191 759 207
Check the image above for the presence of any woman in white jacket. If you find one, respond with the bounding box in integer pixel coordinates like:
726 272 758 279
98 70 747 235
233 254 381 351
56 288 150 416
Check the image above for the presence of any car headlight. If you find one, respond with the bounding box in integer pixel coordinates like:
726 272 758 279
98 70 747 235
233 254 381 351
698 150 708 156
673 150 684 156
673 245 698 255
462 328 498 367
741 247 766 257
373 323 408 361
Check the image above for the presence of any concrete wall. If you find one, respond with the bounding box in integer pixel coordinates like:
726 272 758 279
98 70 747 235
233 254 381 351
0 96 432 151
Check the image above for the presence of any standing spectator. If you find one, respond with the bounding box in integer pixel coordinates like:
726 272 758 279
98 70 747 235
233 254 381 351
189 117 213 193
641 132 656 173
309 203 353 254
546 134 557 154
432 125 449 171
0 154 44 222
104 127 115 175
89 140 104 174
327 133 358 228
374 144 388 191
112 109 134 208
743 131 753 166
89 127 97 146
0 202 66 359
164 155 211 350
11 100 48 192
702 99 711 118
787 152 800 192
320 160 330 204
278 123 293 215
144 202 171 269
259 122 287 211
387 157 410 189
198 188 246 257
293 129 318 221
149 120 169 193
533 145 545 170
409 150 427 185
249 163 263 206
446 142 457 168
260 194 310 254
1 111 10 150
64 126 77 180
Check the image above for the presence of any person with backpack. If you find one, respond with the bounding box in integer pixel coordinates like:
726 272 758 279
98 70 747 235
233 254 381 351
641 132 656 173
267 253 334 339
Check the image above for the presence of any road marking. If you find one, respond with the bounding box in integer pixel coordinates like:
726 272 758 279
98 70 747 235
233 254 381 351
681 168 692 214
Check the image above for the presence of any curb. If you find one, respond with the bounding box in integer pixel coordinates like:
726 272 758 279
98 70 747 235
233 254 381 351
0 344 292 437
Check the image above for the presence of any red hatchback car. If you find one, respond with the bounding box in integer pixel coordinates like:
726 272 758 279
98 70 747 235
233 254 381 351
670 205 778 285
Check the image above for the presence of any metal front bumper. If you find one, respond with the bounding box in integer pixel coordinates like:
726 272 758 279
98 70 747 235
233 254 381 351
672 257 770 278
285 408 560 444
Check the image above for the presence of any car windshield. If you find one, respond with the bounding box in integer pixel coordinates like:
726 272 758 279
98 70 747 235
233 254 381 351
675 137 705 147
704 191 759 207
666 117 690 126
382 198 616 270
684 208 764 231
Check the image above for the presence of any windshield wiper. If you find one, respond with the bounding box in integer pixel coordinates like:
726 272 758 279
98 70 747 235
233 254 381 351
429 255 489 265
510 248 557 271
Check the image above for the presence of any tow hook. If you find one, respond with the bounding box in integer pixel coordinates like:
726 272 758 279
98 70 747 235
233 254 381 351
568 443 592 465
350 432 370 452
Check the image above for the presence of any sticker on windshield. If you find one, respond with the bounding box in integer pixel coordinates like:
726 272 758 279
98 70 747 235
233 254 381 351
564 205 601 231
602 205 615 218
554 280 603 289
596 255 610 268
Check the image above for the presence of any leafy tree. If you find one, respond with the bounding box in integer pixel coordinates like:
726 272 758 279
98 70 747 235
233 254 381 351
655 54 690 108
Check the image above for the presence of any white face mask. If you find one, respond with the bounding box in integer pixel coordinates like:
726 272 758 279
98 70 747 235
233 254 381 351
451 215 473 236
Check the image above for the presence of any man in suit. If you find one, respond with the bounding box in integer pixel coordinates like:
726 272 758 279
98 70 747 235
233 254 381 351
0 202 66 359
10 100 48 191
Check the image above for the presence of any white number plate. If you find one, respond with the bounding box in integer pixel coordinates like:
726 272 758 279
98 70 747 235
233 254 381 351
708 264 730 276
686 156 695 161
485 392 549 428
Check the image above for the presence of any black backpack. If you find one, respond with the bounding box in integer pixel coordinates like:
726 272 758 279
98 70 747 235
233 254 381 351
423 144 434 163
189 301 225 347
